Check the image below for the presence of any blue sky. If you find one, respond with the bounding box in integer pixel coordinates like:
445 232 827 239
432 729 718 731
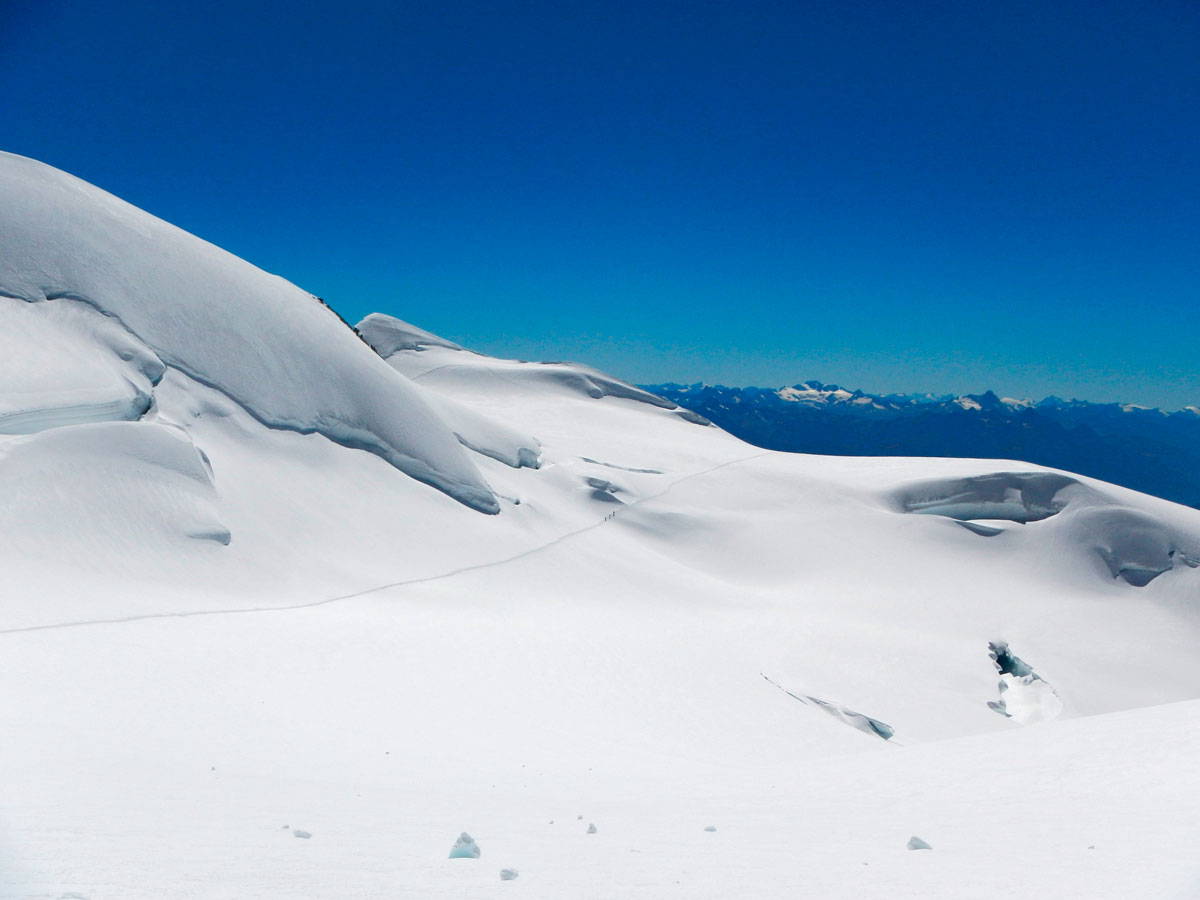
3 0 1197 407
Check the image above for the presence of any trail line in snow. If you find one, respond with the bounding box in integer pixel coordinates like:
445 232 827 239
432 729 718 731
0 450 772 636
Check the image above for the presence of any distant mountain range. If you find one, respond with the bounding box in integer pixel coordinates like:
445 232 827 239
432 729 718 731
644 381 1200 509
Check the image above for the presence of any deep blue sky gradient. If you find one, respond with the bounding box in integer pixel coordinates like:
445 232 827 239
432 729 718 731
2 0 1197 406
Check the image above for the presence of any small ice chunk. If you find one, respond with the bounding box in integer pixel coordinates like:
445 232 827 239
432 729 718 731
499 868 519 881
449 832 481 859
704 825 718 832
907 836 932 850
293 829 312 839
586 823 598 834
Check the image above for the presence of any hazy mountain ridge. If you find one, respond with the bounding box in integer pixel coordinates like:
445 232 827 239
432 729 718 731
645 381 1200 509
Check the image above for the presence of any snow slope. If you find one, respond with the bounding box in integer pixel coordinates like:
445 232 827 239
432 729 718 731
2 156 1200 899
0 151 496 513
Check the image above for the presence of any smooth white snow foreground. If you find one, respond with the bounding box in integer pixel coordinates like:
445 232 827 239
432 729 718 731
3 609 1200 900
2 154 1200 898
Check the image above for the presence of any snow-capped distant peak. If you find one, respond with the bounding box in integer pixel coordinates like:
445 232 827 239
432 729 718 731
777 385 854 404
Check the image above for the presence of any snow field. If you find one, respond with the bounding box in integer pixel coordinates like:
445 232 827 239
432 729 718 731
2 153 1200 898
4 609 1198 900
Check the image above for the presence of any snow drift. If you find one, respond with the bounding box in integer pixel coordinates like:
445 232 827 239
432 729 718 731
0 152 497 513
360 312 702 417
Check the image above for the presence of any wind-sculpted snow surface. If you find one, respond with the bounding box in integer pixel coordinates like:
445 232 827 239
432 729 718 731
438 398 542 469
895 471 1080 523
359 313 692 413
0 152 497 513
0 295 164 433
1076 507 1200 586
892 470 1200 586
355 317 544 468
763 674 895 740
358 312 465 354
0 421 229 554
5 156 1200 899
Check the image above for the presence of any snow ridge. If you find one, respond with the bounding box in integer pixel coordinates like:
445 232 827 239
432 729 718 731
0 152 498 513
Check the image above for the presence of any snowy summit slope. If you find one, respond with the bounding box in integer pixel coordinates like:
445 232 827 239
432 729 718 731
2 156 1200 899
0 151 496 513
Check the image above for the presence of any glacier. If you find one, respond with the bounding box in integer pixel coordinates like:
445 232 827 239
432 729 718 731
0 151 498 514
1 153 1199 899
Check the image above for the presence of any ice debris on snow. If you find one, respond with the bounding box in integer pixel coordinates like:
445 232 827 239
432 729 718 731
704 825 718 832
587 823 598 834
292 829 312 839
499 868 519 881
449 832 481 858
907 836 932 850
987 642 1063 723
